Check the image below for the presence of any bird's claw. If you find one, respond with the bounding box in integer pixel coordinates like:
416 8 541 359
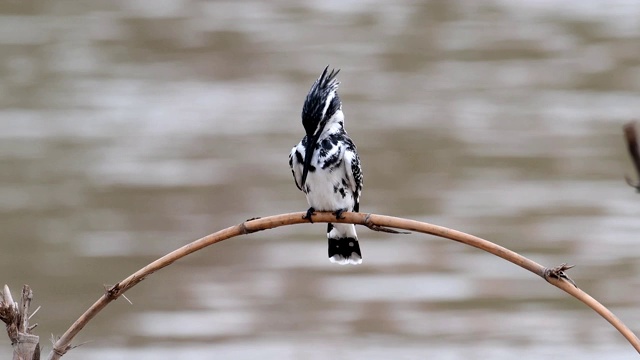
302 207 316 223
333 209 346 220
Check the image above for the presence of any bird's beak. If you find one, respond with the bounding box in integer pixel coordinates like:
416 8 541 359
300 134 318 188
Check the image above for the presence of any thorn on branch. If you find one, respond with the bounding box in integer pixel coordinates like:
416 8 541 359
623 121 640 191
70 339 94 350
544 263 577 288
105 283 121 301
29 305 41 320
363 214 411 234
122 294 133 305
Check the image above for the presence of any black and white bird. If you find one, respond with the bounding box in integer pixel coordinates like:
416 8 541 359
289 66 364 265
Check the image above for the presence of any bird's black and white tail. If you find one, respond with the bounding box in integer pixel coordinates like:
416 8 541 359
327 223 362 265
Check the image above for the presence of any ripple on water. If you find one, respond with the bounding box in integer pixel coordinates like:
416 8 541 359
320 273 474 302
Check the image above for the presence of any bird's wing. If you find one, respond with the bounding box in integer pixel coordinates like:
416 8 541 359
344 145 363 212
289 142 305 192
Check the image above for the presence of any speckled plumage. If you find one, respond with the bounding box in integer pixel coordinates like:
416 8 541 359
289 66 364 265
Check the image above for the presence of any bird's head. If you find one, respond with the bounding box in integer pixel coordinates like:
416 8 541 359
300 66 342 187
301 66 342 137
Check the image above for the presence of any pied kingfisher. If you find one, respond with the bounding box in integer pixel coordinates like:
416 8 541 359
289 66 364 265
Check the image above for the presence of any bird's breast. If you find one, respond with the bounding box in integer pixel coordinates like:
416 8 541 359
304 158 354 212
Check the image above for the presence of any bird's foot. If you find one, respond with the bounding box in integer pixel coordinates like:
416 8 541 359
333 209 346 220
303 207 316 223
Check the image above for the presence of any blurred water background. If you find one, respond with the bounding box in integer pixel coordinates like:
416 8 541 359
1 0 640 359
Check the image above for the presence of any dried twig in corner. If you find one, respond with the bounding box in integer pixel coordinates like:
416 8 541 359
1 285 40 360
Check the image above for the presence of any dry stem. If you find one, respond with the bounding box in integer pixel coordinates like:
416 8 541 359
1 285 40 360
47 212 640 359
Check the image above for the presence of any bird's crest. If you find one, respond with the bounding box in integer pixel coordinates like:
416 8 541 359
301 66 341 136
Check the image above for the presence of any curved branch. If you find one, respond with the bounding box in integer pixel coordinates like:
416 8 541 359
47 212 640 359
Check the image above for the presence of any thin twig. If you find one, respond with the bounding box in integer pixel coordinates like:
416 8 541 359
29 306 41 320
19 285 33 333
47 212 640 359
